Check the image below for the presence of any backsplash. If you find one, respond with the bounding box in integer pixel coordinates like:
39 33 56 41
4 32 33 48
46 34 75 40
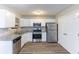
21 26 46 33
0 26 46 36
0 28 16 36
0 28 13 37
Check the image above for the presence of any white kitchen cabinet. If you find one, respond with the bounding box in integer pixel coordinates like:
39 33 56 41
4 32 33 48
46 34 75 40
21 33 32 47
21 33 27 47
20 19 31 27
15 17 20 26
20 18 56 27
27 33 32 42
0 41 13 54
0 36 21 54
0 9 15 28
42 32 46 42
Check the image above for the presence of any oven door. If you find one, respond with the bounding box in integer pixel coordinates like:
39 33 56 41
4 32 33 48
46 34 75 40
33 34 42 39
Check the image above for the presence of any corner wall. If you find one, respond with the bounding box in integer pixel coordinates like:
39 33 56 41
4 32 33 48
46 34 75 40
57 5 79 54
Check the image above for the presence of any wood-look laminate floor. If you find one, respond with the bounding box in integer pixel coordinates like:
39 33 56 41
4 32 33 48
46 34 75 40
19 42 69 54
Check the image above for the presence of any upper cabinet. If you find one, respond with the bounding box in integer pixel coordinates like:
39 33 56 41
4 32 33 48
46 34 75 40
20 18 56 27
0 9 15 28
20 18 31 27
15 17 20 27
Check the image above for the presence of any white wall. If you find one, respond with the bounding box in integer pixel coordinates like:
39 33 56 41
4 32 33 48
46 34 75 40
58 5 79 54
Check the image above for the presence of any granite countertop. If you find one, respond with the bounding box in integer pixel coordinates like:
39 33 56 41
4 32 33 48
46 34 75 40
0 34 21 41
0 27 46 41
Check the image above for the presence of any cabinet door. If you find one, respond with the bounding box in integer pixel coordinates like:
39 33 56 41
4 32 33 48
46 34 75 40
0 41 12 54
21 35 25 47
21 34 27 47
20 19 30 27
42 32 46 42
27 33 32 42
0 10 15 28
6 12 15 27
21 33 32 47
0 10 6 28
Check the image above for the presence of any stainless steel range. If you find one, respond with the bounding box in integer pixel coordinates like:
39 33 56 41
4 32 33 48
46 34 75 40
32 23 42 42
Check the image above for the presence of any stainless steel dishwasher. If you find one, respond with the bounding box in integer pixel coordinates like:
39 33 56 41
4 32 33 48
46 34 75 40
13 36 21 54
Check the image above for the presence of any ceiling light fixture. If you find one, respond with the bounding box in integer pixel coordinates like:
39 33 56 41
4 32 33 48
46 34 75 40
32 10 45 15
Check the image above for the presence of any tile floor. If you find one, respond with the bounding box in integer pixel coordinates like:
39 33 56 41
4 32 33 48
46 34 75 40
19 42 69 54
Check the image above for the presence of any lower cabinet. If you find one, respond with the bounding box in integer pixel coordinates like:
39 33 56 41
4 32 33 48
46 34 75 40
0 36 21 54
21 33 32 48
21 32 46 47
27 33 32 42
42 32 46 42
0 41 13 54
21 33 27 47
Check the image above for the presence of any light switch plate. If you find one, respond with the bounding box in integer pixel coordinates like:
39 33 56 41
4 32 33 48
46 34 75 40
63 33 67 35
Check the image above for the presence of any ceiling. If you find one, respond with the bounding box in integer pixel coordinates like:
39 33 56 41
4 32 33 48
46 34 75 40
2 4 72 16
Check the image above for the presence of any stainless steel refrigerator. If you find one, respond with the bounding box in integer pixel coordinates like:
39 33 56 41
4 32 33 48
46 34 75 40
46 23 57 42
